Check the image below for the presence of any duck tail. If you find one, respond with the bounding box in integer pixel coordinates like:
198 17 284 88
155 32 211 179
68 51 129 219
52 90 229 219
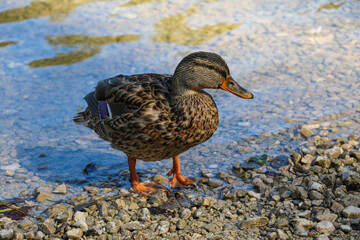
73 91 100 125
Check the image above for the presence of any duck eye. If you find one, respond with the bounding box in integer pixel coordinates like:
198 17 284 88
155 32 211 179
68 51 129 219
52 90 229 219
228 81 235 86
208 66 215 70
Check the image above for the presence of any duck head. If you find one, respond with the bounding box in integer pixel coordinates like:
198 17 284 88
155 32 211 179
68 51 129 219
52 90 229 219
173 51 253 99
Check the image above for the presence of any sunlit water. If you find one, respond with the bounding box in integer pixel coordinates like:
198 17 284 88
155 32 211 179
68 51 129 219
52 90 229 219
0 0 359 198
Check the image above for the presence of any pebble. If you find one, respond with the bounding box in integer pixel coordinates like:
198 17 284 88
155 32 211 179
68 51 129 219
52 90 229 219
66 228 83 240
152 174 169 184
41 219 56 235
52 183 67 194
238 217 268 229
315 221 335 235
247 190 261 199
300 126 313 138
340 224 352 233
0 229 13 240
208 178 224 187
342 206 360 219
315 213 338 222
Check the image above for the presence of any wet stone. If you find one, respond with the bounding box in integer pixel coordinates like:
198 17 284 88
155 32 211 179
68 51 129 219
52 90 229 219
152 174 169 184
52 183 67 194
300 127 313 138
208 178 224 187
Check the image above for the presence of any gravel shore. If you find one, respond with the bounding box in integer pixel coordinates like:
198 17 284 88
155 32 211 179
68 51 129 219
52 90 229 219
1 121 360 240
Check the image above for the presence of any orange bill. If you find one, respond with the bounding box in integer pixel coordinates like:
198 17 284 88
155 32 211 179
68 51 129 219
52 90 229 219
219 76 254 99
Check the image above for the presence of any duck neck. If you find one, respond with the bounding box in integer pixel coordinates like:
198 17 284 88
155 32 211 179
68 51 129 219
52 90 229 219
172 74 199 97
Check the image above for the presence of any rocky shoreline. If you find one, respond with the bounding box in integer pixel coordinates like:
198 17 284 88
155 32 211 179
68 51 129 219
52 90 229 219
1 126 360 239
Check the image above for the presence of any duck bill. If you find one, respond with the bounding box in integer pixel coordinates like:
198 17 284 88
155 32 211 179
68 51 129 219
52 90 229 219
219 77 254 99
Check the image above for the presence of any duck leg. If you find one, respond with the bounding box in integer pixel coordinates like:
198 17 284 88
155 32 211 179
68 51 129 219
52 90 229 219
128 158 167 197
167 156 203 188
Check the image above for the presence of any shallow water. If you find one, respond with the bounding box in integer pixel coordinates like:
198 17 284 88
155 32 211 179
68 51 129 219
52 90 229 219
0 0 359 198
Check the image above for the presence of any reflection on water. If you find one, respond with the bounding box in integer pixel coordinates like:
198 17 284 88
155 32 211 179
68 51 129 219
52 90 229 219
316 1 346 12
46 34 141 46
119 0 164 7
29 34 140 68
154 5 240 45
29 46 101 68
0 41 17 48
0 0 115 23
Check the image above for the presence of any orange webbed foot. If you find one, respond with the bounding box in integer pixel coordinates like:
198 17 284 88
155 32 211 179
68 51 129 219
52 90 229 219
167 169 206 188
132 181 168 197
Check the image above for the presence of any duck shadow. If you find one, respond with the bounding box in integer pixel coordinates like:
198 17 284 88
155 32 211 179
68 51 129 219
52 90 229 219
16 145 169 187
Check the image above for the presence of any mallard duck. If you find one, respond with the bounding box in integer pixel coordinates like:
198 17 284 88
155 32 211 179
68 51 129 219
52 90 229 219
74 51 253 196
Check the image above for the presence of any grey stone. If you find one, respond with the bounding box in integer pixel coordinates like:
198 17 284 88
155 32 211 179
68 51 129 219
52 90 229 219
0 229 14 240
340 224 351 233
114 199 125 208
295 227 308 237
156 221 170 234
52 183 67 194
315 221 335 235
152 174 169 184
314 156 331 168
309 182 323 192
325 147 343 158
106 221 119 234
176 219 186 230
121 221 145 231
238 217 268 229
148 191 168 206
41 219 56 235
193 209 209 218
277 229 288 239
138 208 151 221
73 211 87 221
72 220 88 232
66 228 83 240
342 171 360 190
291 218 315 229
201 197 217 206
180 208 192 220
342 206 360 219
35 231 45 239
292 186 308 199
315 213 338 222
274 218 288 229
309 190 325 200
208 178 224 187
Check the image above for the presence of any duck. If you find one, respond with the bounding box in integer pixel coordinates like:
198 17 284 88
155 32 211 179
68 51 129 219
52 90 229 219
74 51 253 196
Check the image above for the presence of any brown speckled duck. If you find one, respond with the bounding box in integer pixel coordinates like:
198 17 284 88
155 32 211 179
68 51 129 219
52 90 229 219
74 51 253 196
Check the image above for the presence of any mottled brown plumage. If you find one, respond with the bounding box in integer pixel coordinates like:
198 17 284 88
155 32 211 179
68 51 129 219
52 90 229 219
74 51 253 196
